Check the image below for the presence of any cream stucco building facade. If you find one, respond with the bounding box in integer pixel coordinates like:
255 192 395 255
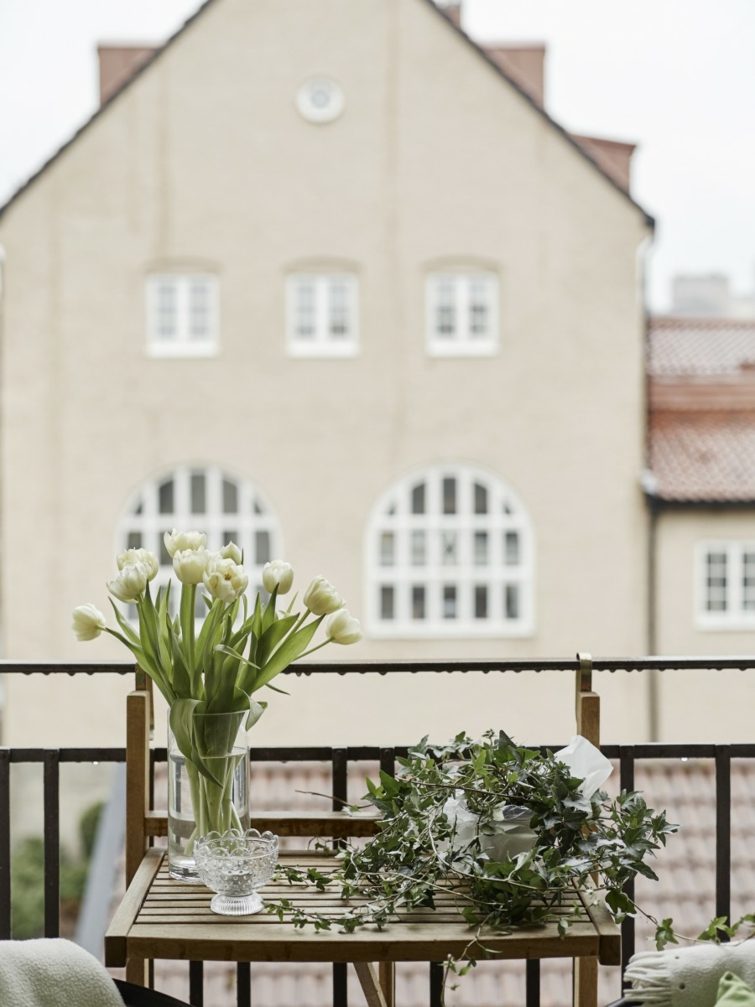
0 0 690 751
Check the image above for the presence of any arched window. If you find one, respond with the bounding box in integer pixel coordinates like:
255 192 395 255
367 465 534 636
116 465 281 610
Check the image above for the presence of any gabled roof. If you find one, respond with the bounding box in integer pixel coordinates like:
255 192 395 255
0 0 654 226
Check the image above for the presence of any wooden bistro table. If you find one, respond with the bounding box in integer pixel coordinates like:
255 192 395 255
105 657 619 1007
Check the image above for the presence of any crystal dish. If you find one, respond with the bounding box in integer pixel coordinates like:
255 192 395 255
194 828 278 916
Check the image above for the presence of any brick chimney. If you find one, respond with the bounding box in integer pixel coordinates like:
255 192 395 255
483 44 546 107
569 134 636 193
97 44 158 105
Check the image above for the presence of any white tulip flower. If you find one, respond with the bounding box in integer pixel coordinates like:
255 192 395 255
163 529 207 558
173 548 210 585
325 608 362 645
303 575 343 616
203 556 248 603
72 604 107 642
117 547 159 581
262 560 294 595
219 541 243 565
107 562 149 602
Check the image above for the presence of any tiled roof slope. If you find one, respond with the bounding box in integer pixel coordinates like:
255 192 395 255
126 757 755 1007
650 413 755 502
648 316 755 502
649 316 755 377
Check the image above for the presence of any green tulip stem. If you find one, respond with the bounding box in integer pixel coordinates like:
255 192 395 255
292 609 311 633
296 638 332 662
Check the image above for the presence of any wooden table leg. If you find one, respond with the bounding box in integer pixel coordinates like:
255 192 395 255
126 958 148 985
353 962 389 1007
379 961 395 1007
573 956 598 1007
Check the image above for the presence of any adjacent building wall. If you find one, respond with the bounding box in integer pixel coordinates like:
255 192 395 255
654 507 755 740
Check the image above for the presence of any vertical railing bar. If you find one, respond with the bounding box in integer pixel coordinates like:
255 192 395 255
379 748 395 777
0 750 10 939
332 749 348 840
149 748 156 826
236 963 251 1007
332 749 348 1007
619 747 636 974
43 751 60 937
429 961 444 1007
189 961 204 1006
715 747 731 927
526 960 541 1007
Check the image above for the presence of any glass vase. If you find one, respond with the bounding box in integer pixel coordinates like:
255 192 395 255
167 711 250 882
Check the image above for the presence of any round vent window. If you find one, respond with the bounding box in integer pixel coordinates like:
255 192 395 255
296 78 345 124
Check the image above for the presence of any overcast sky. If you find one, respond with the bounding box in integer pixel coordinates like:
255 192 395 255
1 0 753 310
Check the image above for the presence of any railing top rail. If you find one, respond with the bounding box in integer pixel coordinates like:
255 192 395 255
5 743 755 762
0 656 754 675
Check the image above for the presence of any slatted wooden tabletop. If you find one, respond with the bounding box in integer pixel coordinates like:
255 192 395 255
105 848 620 968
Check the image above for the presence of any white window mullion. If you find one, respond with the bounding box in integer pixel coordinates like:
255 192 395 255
457 277 470 344
315 279 327 348
729 545 742 621
176 280 188 344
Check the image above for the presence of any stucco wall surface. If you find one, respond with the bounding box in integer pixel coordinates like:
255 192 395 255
654 508 755 741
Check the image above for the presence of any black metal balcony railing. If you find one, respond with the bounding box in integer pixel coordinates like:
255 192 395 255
0 657 753 1007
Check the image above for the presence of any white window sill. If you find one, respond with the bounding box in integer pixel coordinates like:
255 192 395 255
366 619 534 639
426 342 499 358
147 343 219 359
287 343 359 359
696 614 755 631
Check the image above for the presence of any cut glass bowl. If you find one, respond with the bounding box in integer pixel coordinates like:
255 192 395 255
194 828 279 916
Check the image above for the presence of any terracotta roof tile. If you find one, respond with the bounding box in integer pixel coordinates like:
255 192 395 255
649 317 755 377
649 412 755 501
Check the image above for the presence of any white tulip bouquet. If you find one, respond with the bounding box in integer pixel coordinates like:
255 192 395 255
73 531 361 854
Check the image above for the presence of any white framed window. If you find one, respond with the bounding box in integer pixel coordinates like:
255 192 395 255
366 465 534 637
426 271 499 356
696 541 755 629
146 274 219 357
286 273 359 357
116 465 281 618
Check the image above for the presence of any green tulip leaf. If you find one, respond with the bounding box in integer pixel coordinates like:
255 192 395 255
108 599 141 647
169 698 202 765
256 613 298 667
253 616 323 692
264 681 290 696
247 699 267 730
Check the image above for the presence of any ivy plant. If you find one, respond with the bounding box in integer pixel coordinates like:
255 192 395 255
271 732 677 947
